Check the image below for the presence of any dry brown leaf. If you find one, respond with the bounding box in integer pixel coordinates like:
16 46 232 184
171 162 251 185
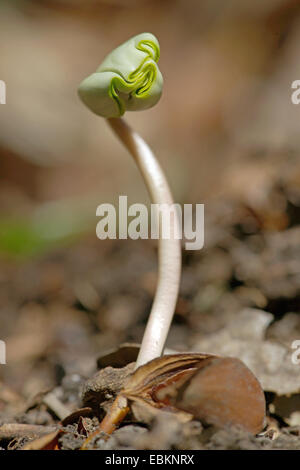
165 357 266 434
122 354 266 434
123 353 214 398
22 430 62 450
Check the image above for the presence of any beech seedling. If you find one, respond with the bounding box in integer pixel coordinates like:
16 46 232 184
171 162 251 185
79 32 181 369
77 33 266 447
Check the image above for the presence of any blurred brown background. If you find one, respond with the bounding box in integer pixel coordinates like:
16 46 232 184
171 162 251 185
1 0 300 209
0 0 300 411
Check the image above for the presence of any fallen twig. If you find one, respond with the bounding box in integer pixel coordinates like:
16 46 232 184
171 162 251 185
0 423 57 440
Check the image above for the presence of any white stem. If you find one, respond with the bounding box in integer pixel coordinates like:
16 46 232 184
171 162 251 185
107 117 181 369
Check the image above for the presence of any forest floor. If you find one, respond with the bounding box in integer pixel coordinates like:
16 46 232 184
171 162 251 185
0 154 300 450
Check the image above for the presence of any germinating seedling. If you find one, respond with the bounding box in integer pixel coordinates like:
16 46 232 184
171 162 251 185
79 32 181 369
78 34 266 444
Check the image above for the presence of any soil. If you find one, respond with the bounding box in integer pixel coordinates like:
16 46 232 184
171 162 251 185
0 155 300 450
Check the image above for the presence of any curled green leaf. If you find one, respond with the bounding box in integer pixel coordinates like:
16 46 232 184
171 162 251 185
78 33 163 118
